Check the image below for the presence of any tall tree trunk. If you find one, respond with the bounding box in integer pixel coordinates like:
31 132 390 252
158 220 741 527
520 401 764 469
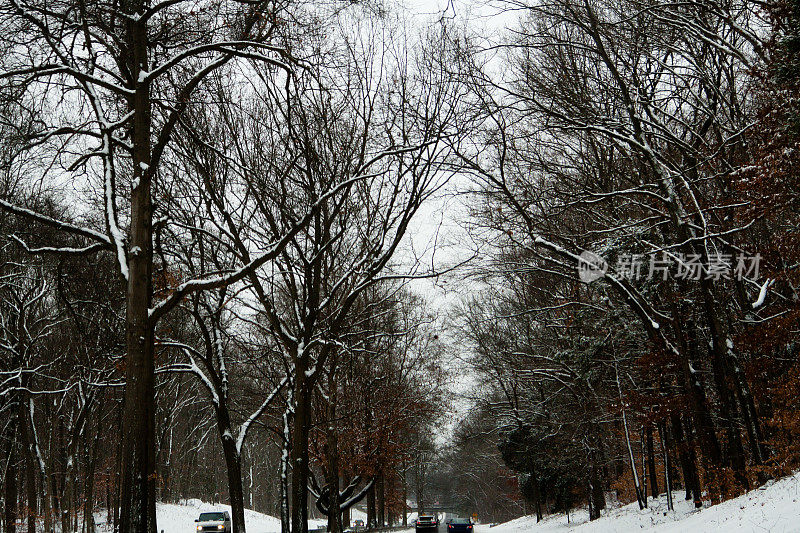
640 427 648 508
366 483 375 529
280 400 292 533
25 398 52 533
646 425 659 499
616 366 644 510
118 3 157 532
376 472 384 528
401 460 407 527
588 463 605 520
220 430 246 533
324 360 341 533
671 297 724 471
3 426 17 533
670 414 701 507
727 347 765 465
671 304 723 502
700 279 748 494
290 365 311 533
19 400 37 533
84 428 101 533
658 422 674 511
53 416 63 532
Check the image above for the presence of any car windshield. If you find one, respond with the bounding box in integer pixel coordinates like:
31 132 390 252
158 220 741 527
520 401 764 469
199 513 225 522
451 519 470 525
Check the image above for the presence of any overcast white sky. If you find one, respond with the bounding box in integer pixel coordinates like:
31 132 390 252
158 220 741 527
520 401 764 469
394 0 524 435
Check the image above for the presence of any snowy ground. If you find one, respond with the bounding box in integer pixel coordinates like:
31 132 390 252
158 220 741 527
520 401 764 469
93 500 405 533
475 472 800 533
93 499 330 533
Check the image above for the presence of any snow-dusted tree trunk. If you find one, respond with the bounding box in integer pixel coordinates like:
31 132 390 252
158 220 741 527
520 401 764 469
616 367 644 510
658 422 674 512
117 3 157 531
280 398 292 533
3 424 18 533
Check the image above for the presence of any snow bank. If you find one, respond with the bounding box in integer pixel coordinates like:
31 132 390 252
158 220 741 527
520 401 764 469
94 499 328 533
476 471 800 533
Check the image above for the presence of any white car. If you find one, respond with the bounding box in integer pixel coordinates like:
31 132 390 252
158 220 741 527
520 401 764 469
195 511 232 533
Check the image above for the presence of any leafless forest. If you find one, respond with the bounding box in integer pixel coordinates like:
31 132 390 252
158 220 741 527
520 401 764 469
1 0 798 532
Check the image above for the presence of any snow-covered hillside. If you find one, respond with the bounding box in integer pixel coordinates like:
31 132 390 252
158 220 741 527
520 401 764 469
476 472 800 533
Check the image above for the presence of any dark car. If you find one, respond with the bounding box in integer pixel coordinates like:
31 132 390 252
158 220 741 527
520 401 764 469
415 515 438 532
195 511 231 533
447 518 473 533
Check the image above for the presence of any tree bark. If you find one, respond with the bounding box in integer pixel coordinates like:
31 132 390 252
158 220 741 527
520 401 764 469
646 425 659 499
290 364 311 533
3 424 17 533
324 360 341 533
700 279 748 493
366 483 375 529
376 472 384 528
670 414 701 507
658 422 674 511
588 463 605 520
18 400 37 533
28 399 52 533
220 429 246 533
280 400 292 533
401 460 407 527
118 2 157 532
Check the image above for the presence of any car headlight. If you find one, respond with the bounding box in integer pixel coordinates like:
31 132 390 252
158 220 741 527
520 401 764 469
197 527 202 531
217 525 225 530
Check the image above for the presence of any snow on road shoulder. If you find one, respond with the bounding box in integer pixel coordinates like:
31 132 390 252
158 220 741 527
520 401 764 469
135 499 327 533
476 471 800 533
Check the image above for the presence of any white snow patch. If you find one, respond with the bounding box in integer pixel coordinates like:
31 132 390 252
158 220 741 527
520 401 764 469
93 499 328 533
752 279 773 309
475 471 800 533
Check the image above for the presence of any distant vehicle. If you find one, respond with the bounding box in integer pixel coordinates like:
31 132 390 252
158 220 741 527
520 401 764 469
195 511 231 533
353 519 365 529
416 515 438 532
447 518 473 533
